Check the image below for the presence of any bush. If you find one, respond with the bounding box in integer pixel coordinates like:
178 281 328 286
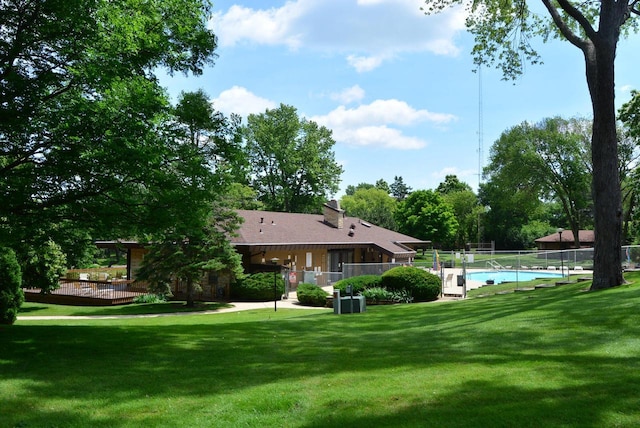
333 275 381 295
133 293 167 304
231 272 285 301
21 240 67 293
0 247 24 325
296 283 329 307
381 266 440 302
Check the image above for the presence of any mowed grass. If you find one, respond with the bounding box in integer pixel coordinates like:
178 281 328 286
3 274 640 427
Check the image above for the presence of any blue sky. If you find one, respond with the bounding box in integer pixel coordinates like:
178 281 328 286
161 0 640 196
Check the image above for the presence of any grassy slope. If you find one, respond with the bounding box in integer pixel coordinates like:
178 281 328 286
3 273 640 427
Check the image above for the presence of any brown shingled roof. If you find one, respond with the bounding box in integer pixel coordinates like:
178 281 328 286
231 210 430 257
534 230 595 243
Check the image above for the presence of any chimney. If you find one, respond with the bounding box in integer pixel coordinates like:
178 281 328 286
323 199 344 229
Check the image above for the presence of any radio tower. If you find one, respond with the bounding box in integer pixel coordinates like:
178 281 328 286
478 65 484 189
477 66 484 250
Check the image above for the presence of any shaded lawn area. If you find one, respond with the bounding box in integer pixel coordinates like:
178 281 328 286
3 274 640 427
18 301 234 317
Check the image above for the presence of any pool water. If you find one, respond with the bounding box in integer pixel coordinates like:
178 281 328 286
466 270 563 284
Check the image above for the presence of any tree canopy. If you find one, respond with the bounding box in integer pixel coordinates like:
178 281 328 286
244 104 343 213
340 187 398 231
395 190 458 248
0 1 226 291
484 117 593 247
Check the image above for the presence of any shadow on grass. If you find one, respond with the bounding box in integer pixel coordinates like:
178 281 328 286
3 280 640 426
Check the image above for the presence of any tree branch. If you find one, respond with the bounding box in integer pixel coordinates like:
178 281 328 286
540 0 594 49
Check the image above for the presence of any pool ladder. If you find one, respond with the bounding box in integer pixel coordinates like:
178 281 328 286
486 260 505 271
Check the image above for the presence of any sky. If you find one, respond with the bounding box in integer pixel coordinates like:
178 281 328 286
160 0 640 196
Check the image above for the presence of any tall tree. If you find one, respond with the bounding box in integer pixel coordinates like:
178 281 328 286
0 247 23 325
244 104 343 213
137 202 243 307
395 190 458 248
0 0 219 290
484 117 593 248
478 179 546 249
436 175 473 195
619 91 640 243
375 179 391 194
345 183 374 196
340 187 398 230
390 176 412 201
423 0 639 289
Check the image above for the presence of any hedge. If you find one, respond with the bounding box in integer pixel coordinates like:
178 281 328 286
231 272 285 301
296 283 329 307
380 266 440 302
333 275 381 295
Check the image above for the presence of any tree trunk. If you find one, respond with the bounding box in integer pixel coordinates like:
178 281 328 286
186 279 195 307
584 37 624 290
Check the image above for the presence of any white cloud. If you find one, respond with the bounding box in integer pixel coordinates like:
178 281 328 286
330 85 366 104
346 55 388 73
430 167 478 182
316 99 456 128
311 99 457 149
212 86 277 118
338 126 427 149
211 0 467 72
212 4 305 49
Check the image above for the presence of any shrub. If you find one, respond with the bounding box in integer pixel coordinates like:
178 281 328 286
333 275 381 295
133 293 167 304
0 247 24 325
296 283 329 307
231 272 285 301
381 266 440 302
359 287 414 304
21 240 67 293
359 287 394 302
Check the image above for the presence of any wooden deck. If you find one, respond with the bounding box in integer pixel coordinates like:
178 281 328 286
24 280 148 306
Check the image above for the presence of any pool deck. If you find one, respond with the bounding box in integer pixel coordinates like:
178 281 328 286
440 267 592 297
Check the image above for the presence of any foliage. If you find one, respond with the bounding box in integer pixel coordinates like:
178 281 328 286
359 287 414 304
132 294 168 304
333 275 382 295
244 104 343 213
436 175 473 195
381 266 441 302
224 183 264 210
423 0 639 288
0 247 23 324
390 176 412 201
395 190 458 248
231 272 285 302
0 0 219 289
619 92 640 244
484 117 593 247
340 187 397 230
295 283 329 307
438 176 479 248
137 202 244 307
20 240 67 294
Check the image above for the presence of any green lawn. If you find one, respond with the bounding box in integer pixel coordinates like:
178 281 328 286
3 273 640 427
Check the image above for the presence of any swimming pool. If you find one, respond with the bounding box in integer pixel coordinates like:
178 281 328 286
466 270 563 284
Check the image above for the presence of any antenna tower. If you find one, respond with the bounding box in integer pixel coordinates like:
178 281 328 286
478 65 484 188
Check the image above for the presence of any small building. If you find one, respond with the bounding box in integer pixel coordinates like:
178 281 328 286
535 230 595 251
231 200 430 276
97 200 430 300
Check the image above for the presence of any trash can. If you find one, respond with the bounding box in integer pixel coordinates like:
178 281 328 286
339 295 366 313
